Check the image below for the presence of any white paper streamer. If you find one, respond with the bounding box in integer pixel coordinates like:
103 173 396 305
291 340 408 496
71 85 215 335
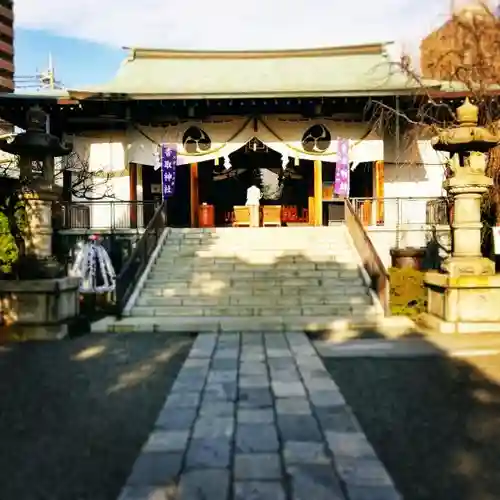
71 240 116 294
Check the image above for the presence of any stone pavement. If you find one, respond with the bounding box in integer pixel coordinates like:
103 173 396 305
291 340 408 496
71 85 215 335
118 332 401 500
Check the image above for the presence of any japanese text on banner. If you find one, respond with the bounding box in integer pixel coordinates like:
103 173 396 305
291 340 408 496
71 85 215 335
161 144 177 199
334 138 350 197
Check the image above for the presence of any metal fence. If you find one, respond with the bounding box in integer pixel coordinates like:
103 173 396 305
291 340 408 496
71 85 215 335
55 201 159 230
349 197 452 268
350 196 450 228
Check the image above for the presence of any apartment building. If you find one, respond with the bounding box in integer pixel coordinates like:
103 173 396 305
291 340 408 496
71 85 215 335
0 0 13 93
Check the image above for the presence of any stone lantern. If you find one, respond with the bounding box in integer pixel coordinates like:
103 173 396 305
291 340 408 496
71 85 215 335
0 107 79 341
0 106 72 258
419 98 500 333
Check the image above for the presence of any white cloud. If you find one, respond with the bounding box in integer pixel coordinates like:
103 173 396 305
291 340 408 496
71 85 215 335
15 0 453 52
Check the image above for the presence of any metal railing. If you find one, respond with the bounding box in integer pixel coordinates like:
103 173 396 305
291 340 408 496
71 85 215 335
115 201 167 316
350 196 450 228
56 201 160 231
344 199 390 315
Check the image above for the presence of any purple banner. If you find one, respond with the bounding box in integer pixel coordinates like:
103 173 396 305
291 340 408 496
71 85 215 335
161 144 177 199
334 138 350 197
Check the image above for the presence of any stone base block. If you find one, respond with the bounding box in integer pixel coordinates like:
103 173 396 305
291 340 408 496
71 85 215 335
441 256 495 277
420 271 500 334
418 312 500 334
0 277 80 341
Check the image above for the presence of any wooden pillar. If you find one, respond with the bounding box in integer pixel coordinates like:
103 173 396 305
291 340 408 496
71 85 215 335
313 160 323 226
190 163 199 228
136 164 143 227
129 162 138 228
308 196 315 225
374 160 385 225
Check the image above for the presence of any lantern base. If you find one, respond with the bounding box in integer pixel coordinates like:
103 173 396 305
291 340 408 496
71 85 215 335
441 256 495 277
419 271 500 334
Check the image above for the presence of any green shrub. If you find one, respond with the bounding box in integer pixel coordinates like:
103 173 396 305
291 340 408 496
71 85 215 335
389 267 427 318
0 211 18 275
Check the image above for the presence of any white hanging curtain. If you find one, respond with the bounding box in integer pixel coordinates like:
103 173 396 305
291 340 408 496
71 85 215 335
126 115 384 168
258 116 383 164
128 117 255 166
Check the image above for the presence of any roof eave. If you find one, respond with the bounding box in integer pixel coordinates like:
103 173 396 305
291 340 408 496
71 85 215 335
66 87 440 101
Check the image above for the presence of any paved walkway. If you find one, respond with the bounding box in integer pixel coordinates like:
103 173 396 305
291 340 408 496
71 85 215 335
118 333 401 500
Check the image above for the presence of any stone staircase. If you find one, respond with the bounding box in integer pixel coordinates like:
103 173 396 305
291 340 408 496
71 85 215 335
96 226 385 333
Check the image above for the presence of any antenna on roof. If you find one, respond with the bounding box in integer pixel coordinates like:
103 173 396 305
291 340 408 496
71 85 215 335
39 53 55 89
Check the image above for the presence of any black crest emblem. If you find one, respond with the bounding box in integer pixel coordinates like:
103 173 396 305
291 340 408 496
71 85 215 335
182 126 211 154
301 124 332 153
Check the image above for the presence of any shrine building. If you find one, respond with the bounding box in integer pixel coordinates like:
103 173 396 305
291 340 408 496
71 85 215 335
0 42 457 265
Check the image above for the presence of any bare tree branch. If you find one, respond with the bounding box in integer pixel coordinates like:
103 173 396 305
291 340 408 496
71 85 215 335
57 150 115 201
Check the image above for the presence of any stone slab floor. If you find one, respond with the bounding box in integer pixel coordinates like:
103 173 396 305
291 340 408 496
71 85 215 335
118 332 401 500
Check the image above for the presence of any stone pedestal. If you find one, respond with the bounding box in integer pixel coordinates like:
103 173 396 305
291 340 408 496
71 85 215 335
420 273 500 333
0 277 80 341
419 170 500 333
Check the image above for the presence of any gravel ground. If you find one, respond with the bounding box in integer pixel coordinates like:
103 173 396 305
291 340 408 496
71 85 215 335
0 332 193 500
324 354 500 500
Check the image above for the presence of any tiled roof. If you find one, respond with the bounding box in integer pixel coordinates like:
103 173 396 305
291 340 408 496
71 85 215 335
65 43 443 99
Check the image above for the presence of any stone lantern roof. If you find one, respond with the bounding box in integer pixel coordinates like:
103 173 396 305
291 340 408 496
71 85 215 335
432 98 499 153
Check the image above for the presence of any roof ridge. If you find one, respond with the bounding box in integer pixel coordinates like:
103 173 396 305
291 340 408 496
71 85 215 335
123 42 394 61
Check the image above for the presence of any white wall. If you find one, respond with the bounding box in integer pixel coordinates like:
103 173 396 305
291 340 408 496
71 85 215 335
69 134 131 229
356 125 452 267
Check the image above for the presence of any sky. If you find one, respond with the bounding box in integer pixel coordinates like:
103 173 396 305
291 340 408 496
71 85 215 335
13 0 483 89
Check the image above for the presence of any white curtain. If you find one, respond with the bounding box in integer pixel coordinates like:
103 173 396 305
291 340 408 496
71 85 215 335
128 117 254 166
126 115 384 167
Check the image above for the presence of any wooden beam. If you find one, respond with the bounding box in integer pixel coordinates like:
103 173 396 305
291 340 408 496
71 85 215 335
190 163 199 228
313 160 323 226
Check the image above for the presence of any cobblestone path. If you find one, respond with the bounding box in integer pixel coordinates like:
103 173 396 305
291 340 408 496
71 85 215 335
118 333 401 500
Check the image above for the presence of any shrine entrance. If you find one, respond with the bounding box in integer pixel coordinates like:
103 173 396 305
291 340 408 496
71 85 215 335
141 144 375 228
196 140 313 227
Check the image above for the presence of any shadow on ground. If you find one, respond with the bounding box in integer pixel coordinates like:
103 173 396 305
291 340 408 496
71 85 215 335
0 332 193 500
315 327 500 500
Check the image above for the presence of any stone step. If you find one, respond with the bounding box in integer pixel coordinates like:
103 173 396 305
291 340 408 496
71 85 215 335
141 285 369 297
168 228 346 235
93 314 386 334
151 262 360 271
144 277 365 288
130 304 379 317
161 251 355 258
164 243 351 250
156 255 357 265
126 225 381 321
149 270 361 280
136 294 372 307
